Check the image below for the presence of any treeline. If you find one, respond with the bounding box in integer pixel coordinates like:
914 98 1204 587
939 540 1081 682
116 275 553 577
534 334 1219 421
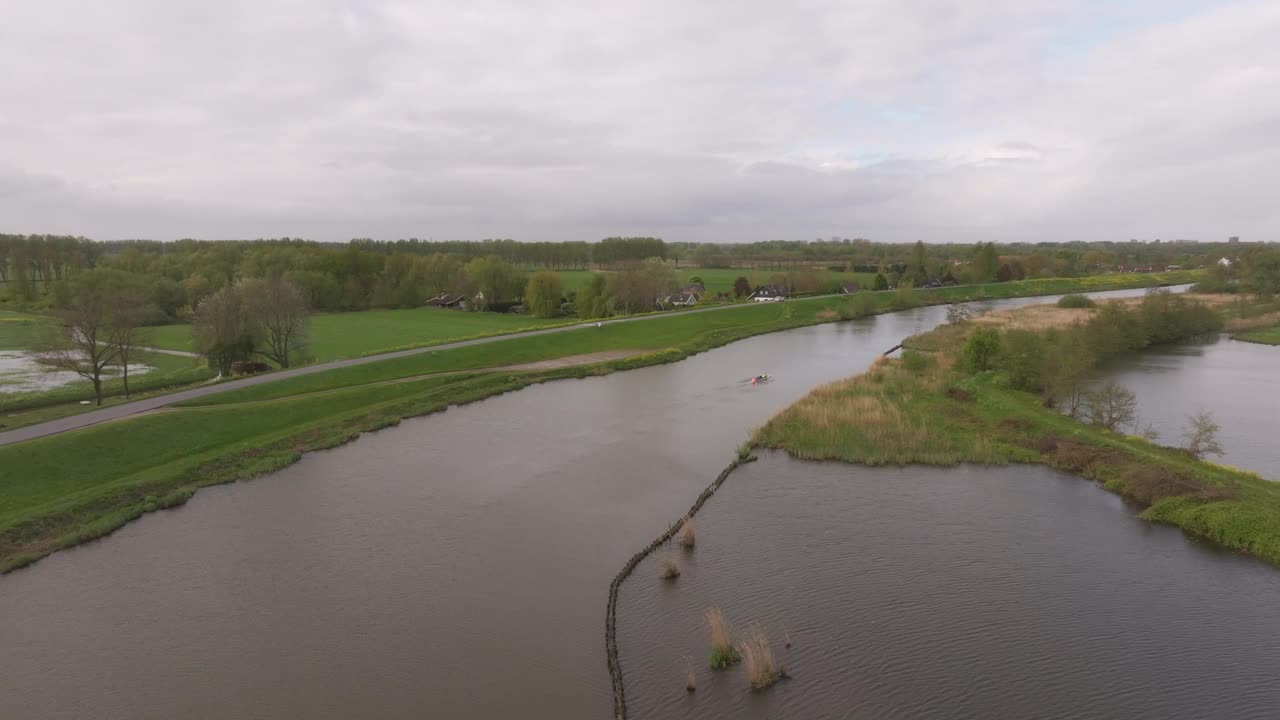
2 232 1268 319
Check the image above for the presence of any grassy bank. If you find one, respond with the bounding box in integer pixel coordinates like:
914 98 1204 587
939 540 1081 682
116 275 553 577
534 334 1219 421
0 270 1200 572
145 307 562 360
1233 325 1280 346
752 300 1280 567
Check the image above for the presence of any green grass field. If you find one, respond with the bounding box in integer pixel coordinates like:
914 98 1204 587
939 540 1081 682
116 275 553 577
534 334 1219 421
0 268 1202 571
146 308 560 361
1234 325 1280 346
0 310 52 350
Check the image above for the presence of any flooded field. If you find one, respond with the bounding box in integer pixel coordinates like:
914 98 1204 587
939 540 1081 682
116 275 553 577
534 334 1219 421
0 350 152 394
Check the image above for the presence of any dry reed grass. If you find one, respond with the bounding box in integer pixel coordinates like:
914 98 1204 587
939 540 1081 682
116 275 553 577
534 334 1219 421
705 606 741 669
679 518 696 548
739 626 777 690
1226 311 1280 332
683 657 697 691
660 557 681 579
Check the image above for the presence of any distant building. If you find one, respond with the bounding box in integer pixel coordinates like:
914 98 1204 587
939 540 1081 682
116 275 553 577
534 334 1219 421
1229 236 1240 243
426 293 468 310
748 285 788 302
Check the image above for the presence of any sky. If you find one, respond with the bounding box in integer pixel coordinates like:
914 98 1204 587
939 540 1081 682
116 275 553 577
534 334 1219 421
1 0 1277 244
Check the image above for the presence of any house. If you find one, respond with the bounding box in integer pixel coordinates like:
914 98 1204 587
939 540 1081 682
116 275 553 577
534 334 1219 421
426 293 468 310
748 284 788 302
840 282 861 294
669 290 701 307
665 284 703 307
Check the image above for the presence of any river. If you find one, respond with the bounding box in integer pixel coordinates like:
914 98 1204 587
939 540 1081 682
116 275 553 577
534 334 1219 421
1087 335 1278 479
3 285 1275 720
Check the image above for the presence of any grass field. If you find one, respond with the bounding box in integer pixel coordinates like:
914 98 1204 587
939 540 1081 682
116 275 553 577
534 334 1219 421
0 269 1202 571
146 308 560 360
0 310 51 350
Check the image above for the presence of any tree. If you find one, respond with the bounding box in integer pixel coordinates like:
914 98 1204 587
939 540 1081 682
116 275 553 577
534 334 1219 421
242 276 310 368
998 329 1044 391
996 263 1013 282
607 260 678 313
193 284 258 376
107 278 149 398
1182 410 1224 459
1085 381 1138 431
911 240 929 286
873 273 889 291
1040 330 1095 416
41 271 123 405
973 242 999 283
576 273 610 318
733 276 751 298
687 275 705 287
963 327 1001 372
464 255 524 309
525 271 564 318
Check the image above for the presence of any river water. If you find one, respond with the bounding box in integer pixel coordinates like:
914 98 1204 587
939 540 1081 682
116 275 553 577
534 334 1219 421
3 285 1275 720
1087 336 1278 479
617 456 1280 719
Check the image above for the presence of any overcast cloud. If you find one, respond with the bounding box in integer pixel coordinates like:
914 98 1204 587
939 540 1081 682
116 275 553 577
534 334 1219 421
1 0 1277 243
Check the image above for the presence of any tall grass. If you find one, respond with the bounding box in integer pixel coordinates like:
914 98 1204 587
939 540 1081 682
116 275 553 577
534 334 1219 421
705 606 742 669
660 557 681 579
739 626 778 690
679 517 696 548
683 657 697 692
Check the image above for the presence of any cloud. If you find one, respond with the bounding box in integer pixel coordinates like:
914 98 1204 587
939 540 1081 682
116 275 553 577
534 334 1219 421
1 0 1277 242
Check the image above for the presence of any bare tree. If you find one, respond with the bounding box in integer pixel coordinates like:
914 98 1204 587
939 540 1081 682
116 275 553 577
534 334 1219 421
1182 410 1225 459
42 273 119 405
242 276 310 368
105 279 148 398
1085 381 1138 431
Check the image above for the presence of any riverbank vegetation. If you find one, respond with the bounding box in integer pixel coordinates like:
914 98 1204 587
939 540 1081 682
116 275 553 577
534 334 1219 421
0 271 1204 572
753 292 1280 566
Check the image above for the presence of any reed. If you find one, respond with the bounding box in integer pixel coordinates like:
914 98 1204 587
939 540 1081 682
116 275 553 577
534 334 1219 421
739 626 777 690
705 606 741 669
679 518 696 548
683 657 697 691
660 557 681 579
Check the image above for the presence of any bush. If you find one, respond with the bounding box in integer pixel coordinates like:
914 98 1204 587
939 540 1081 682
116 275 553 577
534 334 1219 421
1057 294 1094 308
901 350 930 374
962 327 1001 372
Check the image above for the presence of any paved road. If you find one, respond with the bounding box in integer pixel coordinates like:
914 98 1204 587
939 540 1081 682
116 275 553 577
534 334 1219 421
0 297 827 447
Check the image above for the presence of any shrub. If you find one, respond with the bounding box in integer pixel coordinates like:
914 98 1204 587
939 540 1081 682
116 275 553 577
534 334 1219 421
901 350 930 374
1057 294 1095 308
962 327 1001 372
